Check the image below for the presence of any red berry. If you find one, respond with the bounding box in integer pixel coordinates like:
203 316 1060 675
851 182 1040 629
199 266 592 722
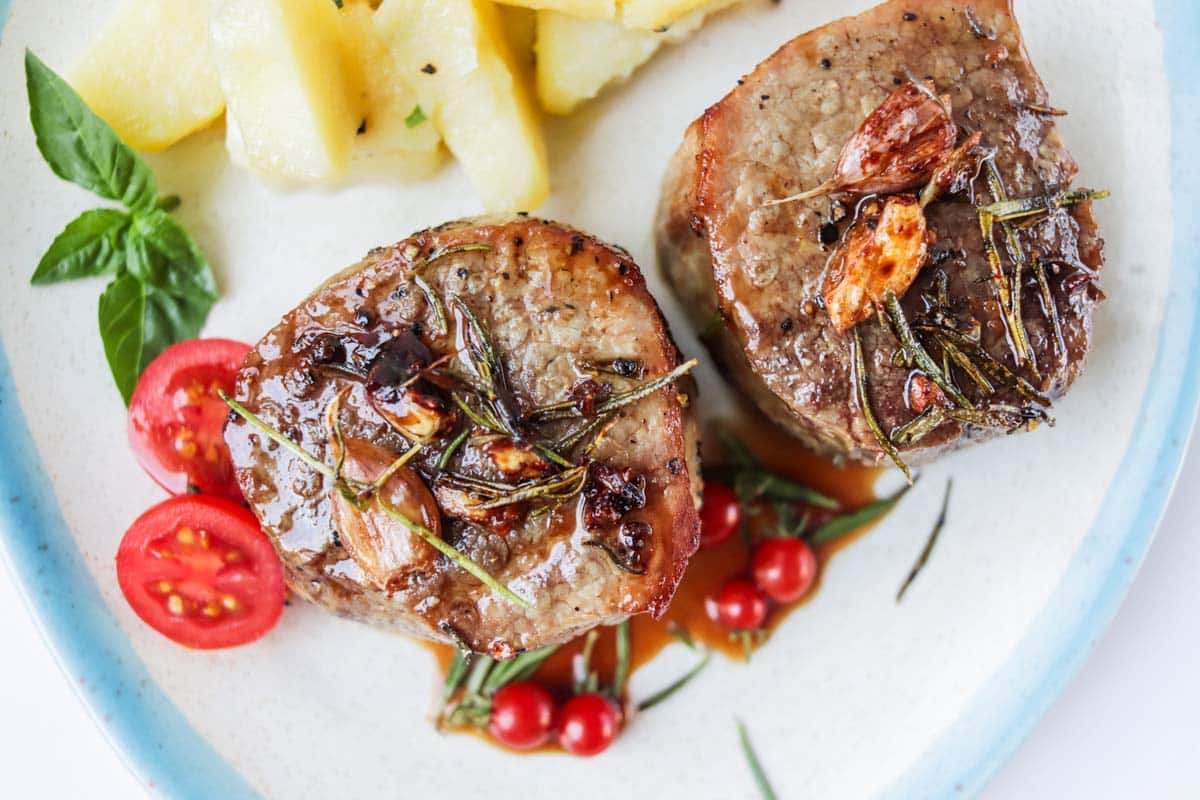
558 693 621 757
752 538 818 603
709 579 768 631
488 682 556 750
699 481 741 548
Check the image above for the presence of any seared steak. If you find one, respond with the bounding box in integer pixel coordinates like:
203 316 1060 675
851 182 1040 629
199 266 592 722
225 217 700 657
657 0 1105 464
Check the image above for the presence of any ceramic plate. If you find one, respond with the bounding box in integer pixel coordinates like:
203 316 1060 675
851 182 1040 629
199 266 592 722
1 1 1196 797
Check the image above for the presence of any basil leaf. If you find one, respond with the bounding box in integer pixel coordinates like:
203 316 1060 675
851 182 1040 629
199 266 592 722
98 273 214 404
25 50 156 211
124 210 218 301
31 208 129 285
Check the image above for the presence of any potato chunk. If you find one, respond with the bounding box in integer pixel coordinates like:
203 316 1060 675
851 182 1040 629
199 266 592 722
69 0 223 152
536 1 735 115
494 0 615 18
338 1 441 163
210 0 360 182
619 0 711 30
375 0 549 211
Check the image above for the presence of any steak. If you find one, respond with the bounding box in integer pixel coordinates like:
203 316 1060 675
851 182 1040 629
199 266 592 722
657 0 1105 465
225 217 700 657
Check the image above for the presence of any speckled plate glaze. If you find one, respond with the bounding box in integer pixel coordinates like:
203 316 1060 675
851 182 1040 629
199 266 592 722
0 1 1195 798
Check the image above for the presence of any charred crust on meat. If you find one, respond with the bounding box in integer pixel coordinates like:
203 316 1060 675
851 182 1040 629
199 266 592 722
583 464 648 530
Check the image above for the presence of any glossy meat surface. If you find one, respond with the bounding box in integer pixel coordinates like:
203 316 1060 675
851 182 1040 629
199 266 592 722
657 0 1104 463
226 217 700 656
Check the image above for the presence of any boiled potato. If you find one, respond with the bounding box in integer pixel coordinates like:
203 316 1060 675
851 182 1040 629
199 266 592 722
496 4 538 69
211 0 359 182
69 0 223 151
338 1 442 162
619 0 710 30
536 2 731 114
493 0 615 19
375 0 549 211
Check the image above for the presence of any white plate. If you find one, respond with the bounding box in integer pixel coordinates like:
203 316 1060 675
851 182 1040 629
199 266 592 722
1 1 1196 797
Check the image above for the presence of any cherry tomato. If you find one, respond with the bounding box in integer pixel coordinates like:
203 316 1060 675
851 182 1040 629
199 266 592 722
708 579 768 631
116 495 285 649
488 682 557 750
753 538 818 603
128 338 252 502
558 693 621 757
699 481 740 548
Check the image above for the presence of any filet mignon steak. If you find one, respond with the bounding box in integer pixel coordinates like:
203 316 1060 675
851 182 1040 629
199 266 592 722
657 0 1105 465
225 217 700 657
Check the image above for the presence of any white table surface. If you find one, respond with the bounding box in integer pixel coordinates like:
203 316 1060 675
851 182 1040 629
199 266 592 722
3 433 1199 799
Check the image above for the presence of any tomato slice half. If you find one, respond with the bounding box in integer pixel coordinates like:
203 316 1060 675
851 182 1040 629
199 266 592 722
128 338 252 502
116 495 285 649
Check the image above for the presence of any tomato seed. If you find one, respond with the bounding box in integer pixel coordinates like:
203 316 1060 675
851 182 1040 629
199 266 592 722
167 594 185 615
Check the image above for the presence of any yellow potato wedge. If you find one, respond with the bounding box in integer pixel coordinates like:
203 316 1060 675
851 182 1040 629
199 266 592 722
493 0 615 20
619 0 710 30
211 0 360 182
338 1 442 162
536 1 735 114
69 0 223 152
375 0 549 211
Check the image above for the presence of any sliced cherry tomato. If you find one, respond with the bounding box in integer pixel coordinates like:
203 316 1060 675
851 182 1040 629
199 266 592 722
128 338 252 502
699 481 741 548
116 495 285 649
558 693 620 757
488 682 557 750
753 538 818 603
708 579 768 631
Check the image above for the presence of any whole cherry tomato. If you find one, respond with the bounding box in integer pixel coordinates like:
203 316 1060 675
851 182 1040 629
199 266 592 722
558 693 621 757
753 538 818 603
699 481 741 548
708 579 768 631
488 682 557 750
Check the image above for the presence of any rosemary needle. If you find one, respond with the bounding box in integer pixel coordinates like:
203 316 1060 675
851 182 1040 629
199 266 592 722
220 390 333 478
896 479 953 602
737 720 780 800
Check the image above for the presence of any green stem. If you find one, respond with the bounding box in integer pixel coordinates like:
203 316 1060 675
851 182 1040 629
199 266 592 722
219 390 333 478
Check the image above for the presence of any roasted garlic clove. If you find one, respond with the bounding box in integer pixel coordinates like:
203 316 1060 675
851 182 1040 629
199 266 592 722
326 423 442 593
366 334 459 441
823 194 934 333
769 82 956 205
919 131 990 207
483 437 551 480
432 478 523 536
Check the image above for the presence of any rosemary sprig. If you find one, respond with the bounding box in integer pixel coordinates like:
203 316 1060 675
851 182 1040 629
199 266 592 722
978 206 1035 373
436 427 469 470
882 289 972 410
481 645 559 695
1032 256 1067 358
420 242 492 269
979 188 1109 222
985 162 1045 379
413 275 447 337
635 631 711 712
851 328 912 484
528 359 698 423
897 478 952 601
809 481 914 545
366 445 424 496
220 390 334 478
450 296 521 435
376 491 531 608
891 404 1049 447
737 720 780 800
469 465 589 510
915 325 1051 407
584 539 649 575
440 649 472 710
574 630 601 694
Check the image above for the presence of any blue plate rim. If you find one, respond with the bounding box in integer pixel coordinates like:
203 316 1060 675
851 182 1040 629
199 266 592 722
0 2 1195 798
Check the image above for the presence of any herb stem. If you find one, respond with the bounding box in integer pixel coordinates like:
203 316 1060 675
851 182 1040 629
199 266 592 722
613 620 631 700
636 649 711 712
376 493 531 609
809 481 914 544
220 390 334 478
883 290 971 410
437 427 469 471
737 721 779 800
851 328 912 484
897 479 953 601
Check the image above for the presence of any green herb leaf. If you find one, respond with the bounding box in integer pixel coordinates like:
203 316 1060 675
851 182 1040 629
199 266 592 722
737 720 779 800
733 469 839 510
98 273 213 404
636 648 710 712
809 481 914 545
25 50 156 211
31 208 128 285
897 479 953 602
124 210 218 302
481 646 559 695
405 104 428 128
